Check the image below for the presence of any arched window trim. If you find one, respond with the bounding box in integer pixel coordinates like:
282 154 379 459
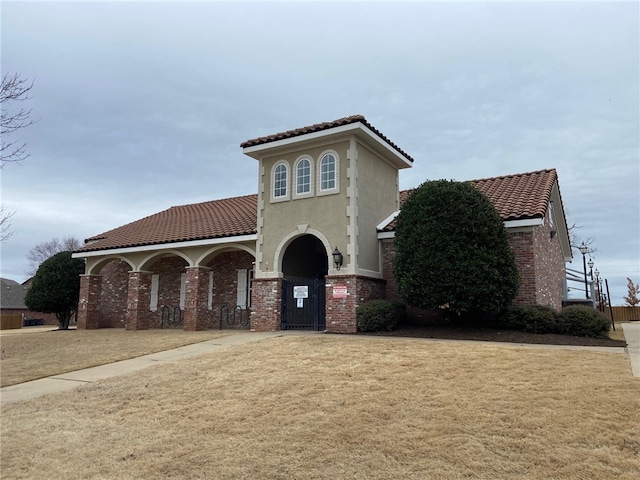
271 160 290 202
317 150 340 196
293 156 314 199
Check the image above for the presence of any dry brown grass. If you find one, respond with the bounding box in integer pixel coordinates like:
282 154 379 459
610 323 628 342
2 335 638 479
0 328 228 387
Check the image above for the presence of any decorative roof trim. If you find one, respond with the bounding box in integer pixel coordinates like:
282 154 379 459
377 219 542 240
242 115 413 166
376 210 400 231
72 234 258 258
503 218 544 228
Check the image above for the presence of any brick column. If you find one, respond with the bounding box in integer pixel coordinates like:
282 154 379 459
183 266 211 331
77 274 102 329
325 276 357 334
250 278 282 331
125 271 153 331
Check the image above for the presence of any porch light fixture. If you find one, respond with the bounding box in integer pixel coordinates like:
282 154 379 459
332 247 343 270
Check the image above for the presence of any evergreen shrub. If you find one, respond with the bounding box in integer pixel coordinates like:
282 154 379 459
499 305 559 334
558 305 610 339
357 300 404 332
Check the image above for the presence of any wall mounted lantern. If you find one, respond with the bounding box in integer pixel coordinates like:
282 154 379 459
579 243 589 299
332 247 343 270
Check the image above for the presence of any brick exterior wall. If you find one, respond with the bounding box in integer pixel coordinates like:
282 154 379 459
250 278 281 331
80 223 564 332
207 251 254 329
507 222 565 310
80 252 255 330
532 220 565 310
78 274 103 329
508 231 536 306
125 271 153 330
183 267 211 331
98 260 129 328
380 223 566 321
146 257 186 329
325 275 385 334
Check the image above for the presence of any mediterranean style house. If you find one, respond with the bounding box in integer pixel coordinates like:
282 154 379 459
73 115 572 333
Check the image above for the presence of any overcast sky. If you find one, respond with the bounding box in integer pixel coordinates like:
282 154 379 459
1 0 638 304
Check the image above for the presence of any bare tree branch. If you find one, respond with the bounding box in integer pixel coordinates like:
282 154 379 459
1 72 36 168
568 223 597 256
0 205 15 242
27 236 82 276
1 72 36 241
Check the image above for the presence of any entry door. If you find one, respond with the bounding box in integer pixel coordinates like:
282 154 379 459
281 276 325 331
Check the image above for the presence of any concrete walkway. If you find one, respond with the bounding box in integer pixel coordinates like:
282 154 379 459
0 331 313 405
2 325 637 405
622 322 640 377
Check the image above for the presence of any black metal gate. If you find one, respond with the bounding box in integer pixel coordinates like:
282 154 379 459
281 276 325 331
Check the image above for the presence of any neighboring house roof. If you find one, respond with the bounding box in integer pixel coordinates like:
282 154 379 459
241 114 414 164
1 278 28 309
75 169 562 254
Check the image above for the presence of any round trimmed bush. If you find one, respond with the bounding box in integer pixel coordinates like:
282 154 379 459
499 305 559 334
357 300 404 332
558 305 610 338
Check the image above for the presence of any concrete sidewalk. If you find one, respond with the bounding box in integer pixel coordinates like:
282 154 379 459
0 331 314 405
2 326 637 405
622 322 640 377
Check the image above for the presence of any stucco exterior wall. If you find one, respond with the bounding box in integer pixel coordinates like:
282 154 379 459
354 141 399 275
257 140 350 275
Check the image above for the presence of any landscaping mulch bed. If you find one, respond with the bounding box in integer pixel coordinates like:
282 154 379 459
366 324 628 347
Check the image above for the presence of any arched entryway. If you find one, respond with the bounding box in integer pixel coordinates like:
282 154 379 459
281 234 327 330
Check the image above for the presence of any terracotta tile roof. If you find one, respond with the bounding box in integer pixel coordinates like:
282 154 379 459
470 168 557 221
76 194 258 253
76 170 559 254
241 115 414 163
382 169 558 231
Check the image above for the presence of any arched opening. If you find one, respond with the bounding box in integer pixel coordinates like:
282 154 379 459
281 234 327 331
282 234 328 277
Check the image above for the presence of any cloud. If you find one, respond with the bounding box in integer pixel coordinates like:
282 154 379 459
1 0 638 303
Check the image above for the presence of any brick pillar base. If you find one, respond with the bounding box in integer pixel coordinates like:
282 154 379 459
125 271 152 330
250 278 282 331
183 267 211 331
325 275 386 334
77 275 102 329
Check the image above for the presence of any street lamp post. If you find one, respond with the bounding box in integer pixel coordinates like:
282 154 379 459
579 243 589 299
594 269 601 311
588 259 594 279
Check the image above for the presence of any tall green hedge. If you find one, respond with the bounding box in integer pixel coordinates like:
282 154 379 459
394 180 519 316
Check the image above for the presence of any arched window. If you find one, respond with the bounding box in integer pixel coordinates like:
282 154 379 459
272 162 289 200
295 157 312 196
319 152 338 194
